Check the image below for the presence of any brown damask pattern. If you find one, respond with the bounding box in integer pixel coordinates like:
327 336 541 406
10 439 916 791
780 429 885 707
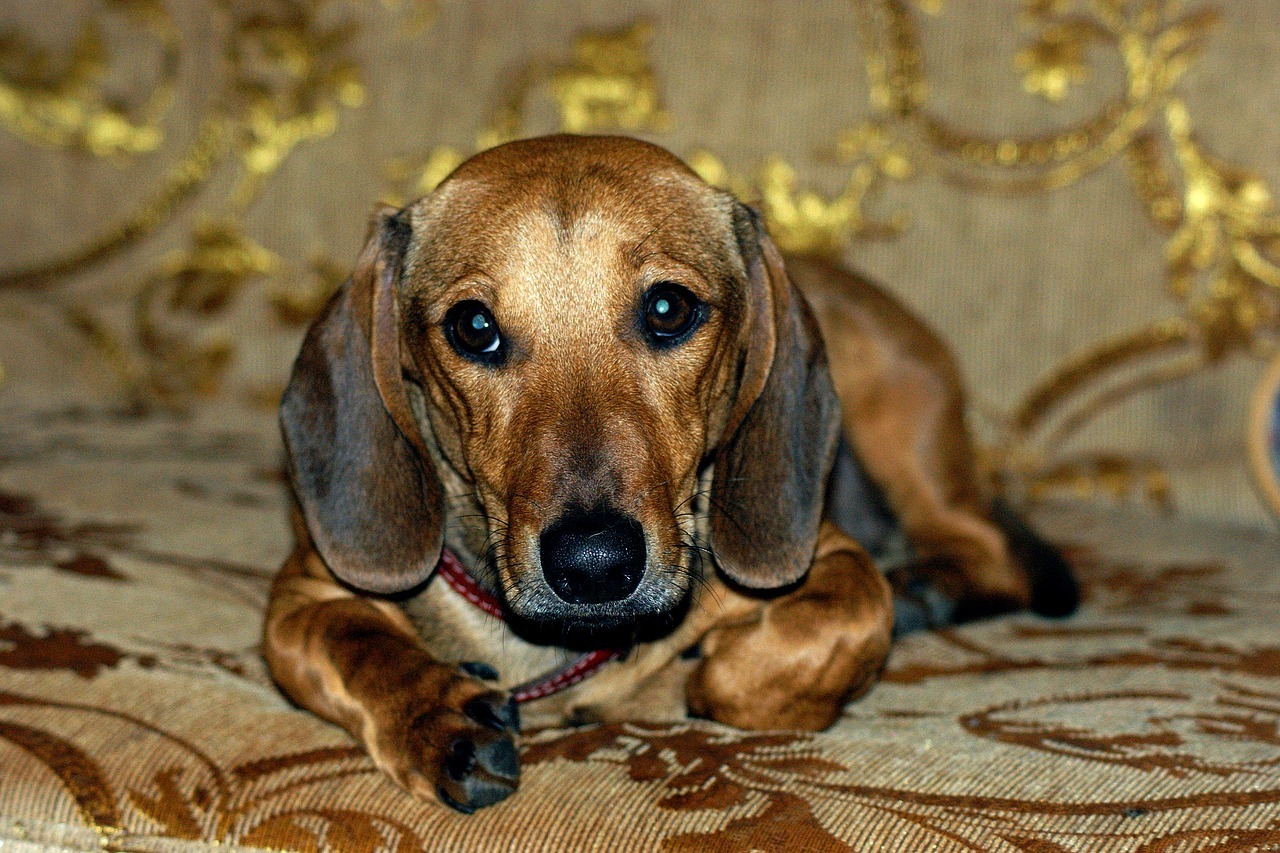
0 410 1278 850
962 683 1280 778
0 622 150 679
1 2 1278 847
9 689 1278 849
1 489 133 583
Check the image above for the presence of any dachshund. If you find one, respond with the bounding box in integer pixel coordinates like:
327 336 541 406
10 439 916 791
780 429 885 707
264 134 1078 813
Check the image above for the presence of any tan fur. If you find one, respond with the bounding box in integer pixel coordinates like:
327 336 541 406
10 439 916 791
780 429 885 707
263 135 1033 811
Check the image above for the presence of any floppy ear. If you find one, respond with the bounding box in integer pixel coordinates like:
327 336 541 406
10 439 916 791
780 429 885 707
709 205 843 589
280 204 444 594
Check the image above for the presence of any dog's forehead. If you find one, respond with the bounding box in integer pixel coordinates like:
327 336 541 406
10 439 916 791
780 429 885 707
439 135 704 201
405 136 734 290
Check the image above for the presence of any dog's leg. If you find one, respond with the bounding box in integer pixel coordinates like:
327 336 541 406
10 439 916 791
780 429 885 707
795 260 1078 621
836 351 1032 618
263 542 519 813
685 522 892 730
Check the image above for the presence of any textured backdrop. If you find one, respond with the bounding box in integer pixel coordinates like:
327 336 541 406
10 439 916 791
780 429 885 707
2 0 1279 527
3 4 1280 849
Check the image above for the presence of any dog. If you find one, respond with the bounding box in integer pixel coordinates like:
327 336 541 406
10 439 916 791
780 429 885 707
264 134 1078 813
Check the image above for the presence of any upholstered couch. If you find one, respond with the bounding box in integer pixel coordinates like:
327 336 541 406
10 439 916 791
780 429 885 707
2 1 1279 849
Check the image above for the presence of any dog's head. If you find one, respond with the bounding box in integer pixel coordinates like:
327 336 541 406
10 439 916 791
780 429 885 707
281 135 841 640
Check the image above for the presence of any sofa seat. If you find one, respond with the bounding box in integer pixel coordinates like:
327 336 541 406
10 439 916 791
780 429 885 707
1 407 1278 851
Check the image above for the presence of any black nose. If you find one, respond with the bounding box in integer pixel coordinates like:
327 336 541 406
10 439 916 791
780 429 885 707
539 508 646 604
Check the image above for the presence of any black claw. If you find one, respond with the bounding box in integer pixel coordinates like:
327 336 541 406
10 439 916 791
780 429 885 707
482 737 520 780
498 697 520 733
437 784 475 815
464 776 516 810
445 738 476 781
460 661 500 681
464 697 510 732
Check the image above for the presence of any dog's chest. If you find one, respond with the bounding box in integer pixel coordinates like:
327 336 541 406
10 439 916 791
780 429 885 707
401 577 693 728
402 579 570 686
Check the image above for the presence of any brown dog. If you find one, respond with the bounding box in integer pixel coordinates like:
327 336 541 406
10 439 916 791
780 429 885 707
264 135 1077 812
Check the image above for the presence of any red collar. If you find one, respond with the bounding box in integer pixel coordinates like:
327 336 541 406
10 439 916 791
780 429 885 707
436 548 622 704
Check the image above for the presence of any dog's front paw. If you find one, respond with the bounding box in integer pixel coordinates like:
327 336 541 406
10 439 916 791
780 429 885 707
371 668 520 813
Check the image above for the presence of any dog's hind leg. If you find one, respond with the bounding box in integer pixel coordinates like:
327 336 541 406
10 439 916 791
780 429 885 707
795 258 1077 624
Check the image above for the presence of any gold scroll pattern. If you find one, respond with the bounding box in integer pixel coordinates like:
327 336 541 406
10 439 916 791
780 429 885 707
3 1 1278 512
383 21 915 262
851 0 1280 507
381 21 672 203
0 0 426 409
0 0 179 158
381 3 1280 509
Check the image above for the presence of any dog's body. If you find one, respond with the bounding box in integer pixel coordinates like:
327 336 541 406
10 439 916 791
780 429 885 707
264 135 1077 812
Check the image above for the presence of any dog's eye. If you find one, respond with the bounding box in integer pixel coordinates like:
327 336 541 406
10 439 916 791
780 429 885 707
444 300 504 365
641 283 704 348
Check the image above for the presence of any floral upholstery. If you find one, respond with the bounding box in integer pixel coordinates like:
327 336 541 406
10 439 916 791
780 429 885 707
2 409 1278 850
2 0 1279 848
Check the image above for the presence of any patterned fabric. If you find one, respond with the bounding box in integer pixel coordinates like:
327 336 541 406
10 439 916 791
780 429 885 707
2 407 1278 851
2 0 1280 527
2 3 1279 847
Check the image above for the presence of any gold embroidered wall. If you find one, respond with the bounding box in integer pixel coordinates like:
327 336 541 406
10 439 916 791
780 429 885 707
2 0 1278 527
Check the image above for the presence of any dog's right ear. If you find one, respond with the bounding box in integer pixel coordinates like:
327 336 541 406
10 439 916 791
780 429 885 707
280 204 444 594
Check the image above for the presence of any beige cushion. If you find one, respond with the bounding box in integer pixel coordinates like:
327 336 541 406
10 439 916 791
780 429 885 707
1 409 1277 850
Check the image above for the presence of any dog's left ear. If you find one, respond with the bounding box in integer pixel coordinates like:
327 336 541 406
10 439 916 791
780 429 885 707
709 205 843 589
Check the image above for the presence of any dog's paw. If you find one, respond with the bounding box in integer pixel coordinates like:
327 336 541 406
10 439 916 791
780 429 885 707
430 691 521 813
371 669 520 813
